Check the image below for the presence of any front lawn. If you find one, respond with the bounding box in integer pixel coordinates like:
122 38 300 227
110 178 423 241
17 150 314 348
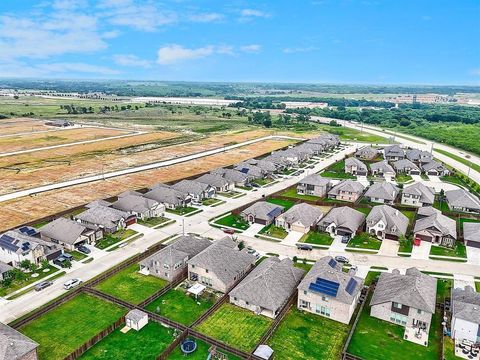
217 191 242 198
167 337 242 360
166 206 200 216
81 321 175 360
95 229 138 250
347 233 382 251
258 224 288 239
300 231 333 246
66 250 88 261
145 288 215 325
95 263 168 304
138 216 172 228
396 174 413 183
398 237 413 254
20 293 126 360
195 303 272 352
429 243 467 259
266 197 295 210
252 178 274 186
268 308 349 360
202 198 224 206
279 188 321 202
214 213 250 230
0 265 60 297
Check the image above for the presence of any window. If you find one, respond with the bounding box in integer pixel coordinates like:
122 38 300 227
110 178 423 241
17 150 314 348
417 309 422 315
206 269 209 273
393 302 402 309
322 296 329 302
191 264 195 268
390 312 407 326
234 297 237 301
304 291 308 295
317 305 331 317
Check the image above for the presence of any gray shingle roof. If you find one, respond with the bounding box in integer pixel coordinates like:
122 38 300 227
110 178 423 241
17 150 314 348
371 268 437 313
367 205 409 237
75 204 129 230
452 286 480 324
406 149 432 163
328 180 365 196
364 182 399 201
319 206 366 233
445 189 480 211
196 173 231 188
463 222 480 244
421 160 446 173
413 211 457 239
246 159 277 172
370 160 395 174
188 238 255 286
355 146 378 159
234 163 263 178
393 159 420 172
403 183 435 204
298 174 330 187
240 202 284 222
211 168 250 183
384 145 405 157
417 206 441 218
298 256 363 305
112 194 159 213
230 257 304 312
40 217 86 245
0 230 59 255
172 180 212 196
0 322 38 360
0 261 13 274
144 186 189 206
276 203 324 228
345 157 368 171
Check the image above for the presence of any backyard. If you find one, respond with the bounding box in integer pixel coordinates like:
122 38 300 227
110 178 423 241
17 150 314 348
320 160 356 179
299 231 334 247
195 303 272 352
268 308 350 360
95 263 168 304
145 287 216 325
167 337 242 360
80 321 175 360
258 224 288 239
347 233 382 251
429 243 467 260
279 187 321 201
266 197 296 210
20 293 126 360
95 229 138 250
214 213 250 230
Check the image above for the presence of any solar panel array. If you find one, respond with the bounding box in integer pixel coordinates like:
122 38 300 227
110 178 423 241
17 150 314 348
309 277 339 297
345 278 358 296
18 226 38 236
0 235 20 252
239 168 249 174
328 258 337 268
267 207 282 218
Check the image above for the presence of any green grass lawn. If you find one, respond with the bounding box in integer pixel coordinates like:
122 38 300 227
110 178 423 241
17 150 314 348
217 191 242 198
167 337 242 360
459 217 480 226
81 321 174 360
195 303 272 352
166 206 200 216
138 216 172 228
429 243 467 259
0 265 60 297
266 197 295 210
95 229 138 249
95 264 168 304
435 148 480 174
279 187 321 201
396 174 413 183
400 210 416 225
202 198 223 206
294 261 314 272
320 160 356 179
268 308 349 360
318 124 387 143
299 231 333 246
363 271 381 286
20 293 126 360
475 282 480 292
258 224 288 239
214 213 250 230
66 250 88 261
145 288 215 325
252 178 274 186
347 233 382 251
356 207 372 216
398 237 413 254
433 199 451 213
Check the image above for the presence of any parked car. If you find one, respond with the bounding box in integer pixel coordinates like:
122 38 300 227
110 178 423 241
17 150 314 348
53 256 68 268
223 228 235 235
296 243 313 251
247 248 260 259
62 253 74 261
341 235 350 244
63 278 82 290
334 255 349 263
77 245 91 254
35 280 53 291
250 183 260 188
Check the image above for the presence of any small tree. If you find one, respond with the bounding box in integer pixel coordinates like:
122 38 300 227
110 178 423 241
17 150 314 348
40 259 49 269
238 240 245 250
63 260 72 269
19 260 32 271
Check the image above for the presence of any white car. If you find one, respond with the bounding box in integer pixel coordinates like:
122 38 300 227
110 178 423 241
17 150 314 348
63 278 82 290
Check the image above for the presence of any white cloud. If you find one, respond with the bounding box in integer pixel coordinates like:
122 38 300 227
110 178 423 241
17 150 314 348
239 9 270 22
470 68 480 77
36 62 120 75
240 44 261 53
217 45 235 55
283 46 318 53
188 13 224 23
113 54 151 68
157 44 215 65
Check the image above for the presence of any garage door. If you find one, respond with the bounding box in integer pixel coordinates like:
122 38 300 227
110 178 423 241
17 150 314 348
415 234 432 242
126 217 137 226
385 233 398 241
336 229 351 236
410 170 420 175
467 241 480 249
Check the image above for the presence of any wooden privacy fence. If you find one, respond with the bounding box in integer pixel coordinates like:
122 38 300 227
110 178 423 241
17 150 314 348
156 330 188 360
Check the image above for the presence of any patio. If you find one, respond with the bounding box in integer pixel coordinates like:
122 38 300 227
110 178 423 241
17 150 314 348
455 340 480 360
404 326 429 347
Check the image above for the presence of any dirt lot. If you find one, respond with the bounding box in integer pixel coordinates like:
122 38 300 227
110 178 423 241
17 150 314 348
0 138 295 231
0 118 52 135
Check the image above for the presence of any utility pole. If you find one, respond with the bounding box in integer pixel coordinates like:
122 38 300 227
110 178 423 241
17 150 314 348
182 218 185 236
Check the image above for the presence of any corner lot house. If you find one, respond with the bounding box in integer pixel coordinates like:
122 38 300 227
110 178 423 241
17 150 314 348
445 189 480 214
364 182 399 204
0 261 13 281
144 184 192 210
318 207 366 239
40 217 103 251
366 205 409 240
188 238 255 293
172 180 216 201
0 322 39 360
240 201 284 225
406 149 433 165
384 145 405 161
451 286 480 344
421 160 449 176
393 159 420 175
401 182 435 207
297 256 363 324
140 235 211 281
196 173 235 192
275 203 323 233
413 209 457 247
355 146 378 160
344 157 368 176
370 268 437 346
296 174 331 197
327 180 365 203
230 257 304 319
111 191 165 220
463 222 480 249
75 202 135 233
370 161 396 180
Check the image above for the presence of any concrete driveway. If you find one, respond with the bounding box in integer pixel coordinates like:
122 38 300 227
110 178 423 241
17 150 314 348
411 242 432 260
378 239 399 256
330 235 348 252
467 246 480 265
242 223 265 237
281 231 304 246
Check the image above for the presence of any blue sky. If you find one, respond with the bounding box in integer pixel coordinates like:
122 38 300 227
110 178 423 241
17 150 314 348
0 0 479 84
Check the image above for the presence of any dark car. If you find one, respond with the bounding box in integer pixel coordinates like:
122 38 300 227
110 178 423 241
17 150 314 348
77 245 91 254
223 228 235 235
62 253 74 261
250 183 260 188
296 243 313 251
334 255 349 263
341 235 350 244
35 280 53 291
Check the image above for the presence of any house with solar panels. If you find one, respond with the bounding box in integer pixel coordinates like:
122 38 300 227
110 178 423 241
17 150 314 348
240 202 285 226
297 256 364 324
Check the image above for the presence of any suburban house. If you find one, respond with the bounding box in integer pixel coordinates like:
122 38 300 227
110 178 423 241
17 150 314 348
370 161 396 180
463 222 480 249
413 210 457 247
111 191 165 220
384 145 405 161
308 134 340 149
40 217 103 251
139 235 211 281
417 206 441 219
230 257 304 319
296 174 331 197
366 205 409 240
211 168 251 187
406 149 433 165
370 268 437 346
327 180 365 203
196 173 235 192
172 180 216 202
355 146 378 160
451 286 480 344
0 261 13 281
187 237 255 293
0 230 62 267
262 155 292 170
364 182 400 204
240 202 284 225
245 159 278 174
0 322 39 360
299 142 325 155
401 183 435 207
393 159 421 175
421 160 449 176
297 256 363 324
144 185 192 210
75 202 135 233
234 163 264 178
275 203 324 233
318 207 366 239
344 157 368 176
445 189 480 213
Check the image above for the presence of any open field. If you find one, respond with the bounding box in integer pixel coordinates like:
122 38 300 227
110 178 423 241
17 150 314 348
20 293 126 360
0 118 53 135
